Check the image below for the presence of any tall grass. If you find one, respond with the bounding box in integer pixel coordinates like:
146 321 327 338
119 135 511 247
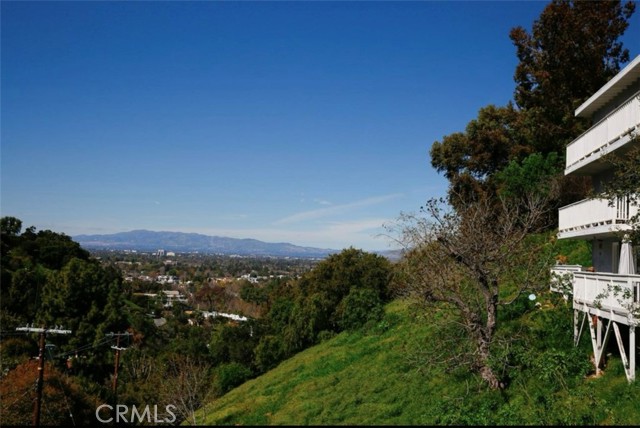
196 296 640 425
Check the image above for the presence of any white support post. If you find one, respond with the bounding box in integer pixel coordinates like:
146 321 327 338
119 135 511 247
612 321 634 382
589 315 613 373
574 310 580 346
589 316 601 375
575 310 586 347
630 326 636 382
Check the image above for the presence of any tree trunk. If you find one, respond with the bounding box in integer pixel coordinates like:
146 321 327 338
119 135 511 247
477 291 503 389
479 364 502 389
476 333 503 389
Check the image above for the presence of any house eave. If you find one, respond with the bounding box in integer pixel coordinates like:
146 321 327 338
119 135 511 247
575 55 640 118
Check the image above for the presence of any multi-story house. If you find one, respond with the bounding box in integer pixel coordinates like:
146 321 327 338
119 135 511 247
553 55 640 382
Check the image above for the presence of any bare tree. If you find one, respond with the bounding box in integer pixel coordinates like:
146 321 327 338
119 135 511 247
159 355 212 425
392 193 554 389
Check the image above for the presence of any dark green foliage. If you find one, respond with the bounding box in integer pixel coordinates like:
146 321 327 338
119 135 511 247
497 293 536 323
496 152 561 199
1 217 22 260
264 296 295 335
284 291 334 351
1 216 22 236
209 321 258 367
3 264 48 321
316 330 337 342
214 362 253 395
254 335 287 372
336 288 384 331
301 247 392 303
1 218 126 357
230 248 394 377
495 300 594 395
1 226 92 329
39 258 124 350
266 248 392 356
432 0 635 208
511 0 635 153
31 230 91 270
430 104 531 205
240 282 269 305
0 337 37 371
168 325 213 361
0 217 132 387
552 238 592 266
430 391 503 425
532 348 593 390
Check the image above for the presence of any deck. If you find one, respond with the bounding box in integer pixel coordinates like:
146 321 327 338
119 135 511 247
550 268 639 381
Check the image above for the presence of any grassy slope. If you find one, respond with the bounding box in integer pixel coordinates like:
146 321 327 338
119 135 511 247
197 298 640 425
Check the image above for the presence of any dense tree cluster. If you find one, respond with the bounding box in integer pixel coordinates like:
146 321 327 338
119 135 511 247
430 0 635 211
0 217 392 423
215 248 393 373
1 218 126 348
0 217 128 423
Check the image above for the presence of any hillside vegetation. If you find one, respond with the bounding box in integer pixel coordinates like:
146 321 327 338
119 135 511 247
197 298 640 425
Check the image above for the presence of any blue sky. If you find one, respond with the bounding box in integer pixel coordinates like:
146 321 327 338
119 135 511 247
2 1 639 251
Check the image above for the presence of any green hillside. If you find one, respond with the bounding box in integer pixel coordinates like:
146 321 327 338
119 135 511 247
196 298 640 425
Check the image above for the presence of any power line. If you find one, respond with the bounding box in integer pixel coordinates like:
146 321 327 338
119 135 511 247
16 325 71 427
46 347 76 427
106 332 132 398
51 336 114 359
0 330 32 337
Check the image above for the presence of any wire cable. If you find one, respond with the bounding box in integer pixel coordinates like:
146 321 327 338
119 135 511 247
51 336 115 359
46 347 76 426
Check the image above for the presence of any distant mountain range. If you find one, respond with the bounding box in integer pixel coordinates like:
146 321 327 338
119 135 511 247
74 230 338 258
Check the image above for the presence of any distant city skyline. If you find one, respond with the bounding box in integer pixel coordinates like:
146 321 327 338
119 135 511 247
2 1 639 250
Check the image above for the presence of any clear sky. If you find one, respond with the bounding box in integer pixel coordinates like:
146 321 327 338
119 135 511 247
2 1 639 251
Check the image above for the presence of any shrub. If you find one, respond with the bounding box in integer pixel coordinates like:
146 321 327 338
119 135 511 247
253 335 286 372
336 288 385 331
317 330 336 342
214 362 253 395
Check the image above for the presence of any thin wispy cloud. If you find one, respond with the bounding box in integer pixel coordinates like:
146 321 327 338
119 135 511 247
274 193 403 225
314 199 333 206
322 218 389 234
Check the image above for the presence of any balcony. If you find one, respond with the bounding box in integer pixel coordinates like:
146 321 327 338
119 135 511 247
558 196 638 239
572 271 640 325
550 264 584 294
565 92 640 175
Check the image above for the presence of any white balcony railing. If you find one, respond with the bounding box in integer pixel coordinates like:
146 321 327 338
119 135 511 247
558 196 638 238
566 93 640 172
572 272 640 321
550 265 584 294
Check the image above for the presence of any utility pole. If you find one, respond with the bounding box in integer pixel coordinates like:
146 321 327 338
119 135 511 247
16 326 71 427
108 332 131 398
